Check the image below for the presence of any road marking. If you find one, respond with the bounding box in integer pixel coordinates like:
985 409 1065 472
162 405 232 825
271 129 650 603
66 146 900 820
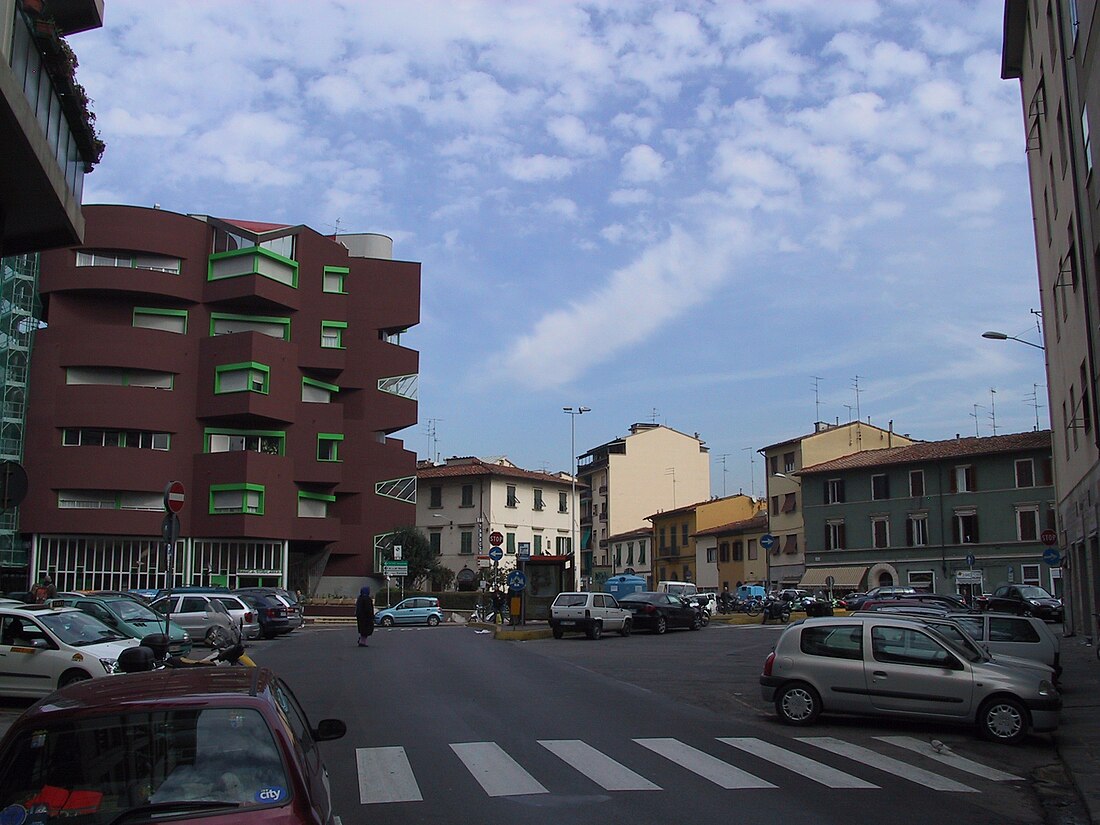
450 742 549 797
356 746 422 804
634 738 776 789
875 736 1024 781
798 737 978 793
718 737 878 788
539 740 661 791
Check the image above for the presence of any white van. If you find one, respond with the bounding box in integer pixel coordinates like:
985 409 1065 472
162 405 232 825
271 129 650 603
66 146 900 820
656 581 698 598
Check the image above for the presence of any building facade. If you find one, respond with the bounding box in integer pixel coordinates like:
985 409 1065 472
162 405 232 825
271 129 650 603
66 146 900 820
606 527 653 582
1002 0 1100 638
648 493 762 588
21 205 420 596
799 431 1056 601
577 423 709 589
759 421 915 590
696 512 770 593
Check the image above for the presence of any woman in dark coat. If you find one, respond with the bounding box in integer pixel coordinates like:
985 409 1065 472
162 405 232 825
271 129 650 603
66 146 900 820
355 585 375 646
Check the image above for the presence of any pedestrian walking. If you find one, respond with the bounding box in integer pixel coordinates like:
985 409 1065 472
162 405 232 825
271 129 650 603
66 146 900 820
355 585 375 647
33 575 55 604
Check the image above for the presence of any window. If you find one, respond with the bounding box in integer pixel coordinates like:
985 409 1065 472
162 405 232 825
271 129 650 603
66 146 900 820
209 484 264 515
506 485 518 508
58 490 116 509
706 545 716 563
625 541 633 564
783 451 795 473
681 524 689 547
908 570 934 591
429 486 442 508
953 510 979 544
1082 361 1093 433
533 489 544 511
206 429 284 455
1017 506 1040 541
76 250 181 273
214 362 269 394
800 625 862 660
733 541 744 561
952 465 975 493
208 245 298 287
297 491 334 518
909 470 925 497
1071 386 1080 449
781 493 796 513
1016 459 1035 488
871 626 955 668
871 474 889 500
460 532 473 554
826 479 845 504
826 521 846 551
62 429 170 451
783 534 798 554
771 495 779 514
301 377 338 403
323 266 349 294
872 517 889 549
506 533 515 553
748 538 758 560
317 434 343 462
534 535 543 554
556 536 572 553
557 491 568 513
1083 106 1093 174
320 321 347 349
906 514 928 547
66 367 173 389
133 307 187 334
769 455 779 475
210 313 291 341
1021 563 1041 587
638 540 646 564
461 485 474 507
719 542 729 562
990 615 1041 643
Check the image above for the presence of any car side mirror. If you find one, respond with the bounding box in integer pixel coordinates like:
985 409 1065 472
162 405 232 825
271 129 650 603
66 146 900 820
30 638 49 650
313 718 347 742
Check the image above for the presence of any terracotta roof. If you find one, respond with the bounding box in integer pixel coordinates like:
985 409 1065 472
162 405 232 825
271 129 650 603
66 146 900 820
606 527 653 543
417 458 581 487
760 420 909 452
694 513 770 538
220 218 293 233
798 430 1052 475
645 493 755 521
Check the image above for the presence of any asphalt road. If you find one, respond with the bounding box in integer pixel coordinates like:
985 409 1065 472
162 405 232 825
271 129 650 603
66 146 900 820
249 621 1069 825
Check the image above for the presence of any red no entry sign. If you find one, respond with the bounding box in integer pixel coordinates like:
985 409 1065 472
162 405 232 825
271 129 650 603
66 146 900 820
163 480 186 514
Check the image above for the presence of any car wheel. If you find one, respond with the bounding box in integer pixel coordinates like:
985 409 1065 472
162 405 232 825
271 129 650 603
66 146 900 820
59 669 92 688
700 612 710 626
619 619 632 637
427 615 440 627
654 616 667 635
552 626 564 639
776 682 821 726
690 613 701 630
978 696 1028 744
381 616 395 627
206 626 232 648
587 621 602 640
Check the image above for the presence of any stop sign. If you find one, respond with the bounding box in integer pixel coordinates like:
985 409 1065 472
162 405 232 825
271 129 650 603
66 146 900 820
163 480 186 514
1040 529 1057 546
489 531 504 546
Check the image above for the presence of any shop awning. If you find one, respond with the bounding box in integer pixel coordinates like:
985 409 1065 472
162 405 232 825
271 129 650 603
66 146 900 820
798 566 867 590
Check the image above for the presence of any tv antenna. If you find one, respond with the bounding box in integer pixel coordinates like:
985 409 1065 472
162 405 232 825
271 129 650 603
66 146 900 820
715 453 732 497
811 376 823 423
425 418 443 463
989 388 998 436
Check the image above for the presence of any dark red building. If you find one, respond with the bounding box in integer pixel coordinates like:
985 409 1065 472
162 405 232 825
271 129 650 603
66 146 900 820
20 204 420 596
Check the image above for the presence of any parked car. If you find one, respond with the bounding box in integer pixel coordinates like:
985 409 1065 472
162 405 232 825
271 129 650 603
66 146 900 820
616 591 703 634
149 593 241 647
760 614 1061 743
237 592 293 638
205 593 261 640
45 593 192 656
234 587 304 631
839 592 868 610
0 666 346 823
0 605 138 697
864 585 918 599
375 596 445 627
855 592 970 611
944 612 1062 679
549 592 632 639
983 584 1064 622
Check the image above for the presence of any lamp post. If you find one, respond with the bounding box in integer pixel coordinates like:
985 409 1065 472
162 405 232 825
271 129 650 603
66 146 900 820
981 330 1045 350
563 406 590 590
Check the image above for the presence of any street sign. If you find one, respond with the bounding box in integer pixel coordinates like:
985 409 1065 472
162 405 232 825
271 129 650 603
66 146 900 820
393 545 403 560
506 570 527 592
163 481 185 514
518 541 531 561
489 531 504 547
1042 547 1061 566
760 534 776 551
0 461 28 510
488 546 503 562
965 553 976 567
824 575 835 588
383 561 408 577
1041 529 1058 546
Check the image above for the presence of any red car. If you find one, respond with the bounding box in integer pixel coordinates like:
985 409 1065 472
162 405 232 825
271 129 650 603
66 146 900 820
0 667 345 823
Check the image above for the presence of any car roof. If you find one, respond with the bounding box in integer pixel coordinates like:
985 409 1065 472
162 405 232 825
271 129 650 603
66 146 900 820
0 605 83 617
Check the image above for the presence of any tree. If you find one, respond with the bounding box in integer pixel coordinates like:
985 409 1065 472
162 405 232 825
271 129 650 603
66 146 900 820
388 526 449 591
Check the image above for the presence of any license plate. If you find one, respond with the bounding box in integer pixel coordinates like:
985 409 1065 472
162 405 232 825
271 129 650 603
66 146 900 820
560 620 575 626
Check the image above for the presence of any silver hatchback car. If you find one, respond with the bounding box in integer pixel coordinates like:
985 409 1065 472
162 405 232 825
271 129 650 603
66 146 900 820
760 615 1061 744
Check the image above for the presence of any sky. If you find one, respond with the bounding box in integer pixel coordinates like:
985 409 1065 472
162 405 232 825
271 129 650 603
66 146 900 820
73 0 1046 500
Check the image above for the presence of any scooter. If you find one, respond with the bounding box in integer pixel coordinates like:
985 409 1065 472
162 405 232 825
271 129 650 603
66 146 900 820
760 597 792 624
118 633 256 673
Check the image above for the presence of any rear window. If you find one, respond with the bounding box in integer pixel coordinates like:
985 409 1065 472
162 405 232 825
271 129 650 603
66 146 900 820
989 617 1041 643
553 594 588 608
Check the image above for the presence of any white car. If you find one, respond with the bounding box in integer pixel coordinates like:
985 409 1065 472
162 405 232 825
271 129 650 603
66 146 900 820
549 592 632 639
0 605 137 697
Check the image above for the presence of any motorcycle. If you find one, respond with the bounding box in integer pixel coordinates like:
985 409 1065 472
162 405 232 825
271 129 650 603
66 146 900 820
118 633 256 673
760 597 792 624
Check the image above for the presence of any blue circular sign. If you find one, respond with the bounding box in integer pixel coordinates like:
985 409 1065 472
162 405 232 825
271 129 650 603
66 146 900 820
506 570 527 592
488 547 503 562
1042 547 1061 566
760 534 776 550
965 554 976 567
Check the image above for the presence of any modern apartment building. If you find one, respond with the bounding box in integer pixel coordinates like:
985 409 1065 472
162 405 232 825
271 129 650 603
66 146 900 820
759 421 915 590
1002 0 1100 637
695 512 770 593
647 493 762 588
798 431 1056 601
21 205 420 596
577 423 709 588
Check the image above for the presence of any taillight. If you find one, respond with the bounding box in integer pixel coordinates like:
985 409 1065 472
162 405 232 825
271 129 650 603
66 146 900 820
244 612 254 622
763 651 776 677
644 604 657 614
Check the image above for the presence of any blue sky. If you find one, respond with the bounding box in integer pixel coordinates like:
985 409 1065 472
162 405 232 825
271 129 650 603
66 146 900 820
75 0 1045 498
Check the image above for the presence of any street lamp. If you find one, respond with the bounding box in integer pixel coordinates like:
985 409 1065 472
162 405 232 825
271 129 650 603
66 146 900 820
563 406 590 590
772 472 801 485
982 330 1045 350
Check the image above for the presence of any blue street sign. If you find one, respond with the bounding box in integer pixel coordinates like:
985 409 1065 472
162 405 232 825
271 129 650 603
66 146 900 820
506 570 527 592
760 534 776 550
965 554 975 567
1042 547 1061 566
488 546 503 562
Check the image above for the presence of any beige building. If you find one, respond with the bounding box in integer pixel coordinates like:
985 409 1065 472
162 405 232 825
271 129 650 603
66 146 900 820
760 421 915 590
1002 0 1100 638
577 423 710 588
416 457 576 590
606 527 653 581
696 512 771 593
648 494 763 589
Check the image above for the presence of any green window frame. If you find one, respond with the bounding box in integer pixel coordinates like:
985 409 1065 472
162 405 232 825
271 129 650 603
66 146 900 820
204 428 286 455
209 483 265 515
214 362 270 395
132 307 188 334
323 266 349 294
320 321 347 350
317 433 344 462
209 312 291 341
301 377 339 403
298 491 336 518
207 246 299 288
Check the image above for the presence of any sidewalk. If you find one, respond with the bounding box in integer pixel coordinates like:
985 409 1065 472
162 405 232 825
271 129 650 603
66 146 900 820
1051 633 1100 823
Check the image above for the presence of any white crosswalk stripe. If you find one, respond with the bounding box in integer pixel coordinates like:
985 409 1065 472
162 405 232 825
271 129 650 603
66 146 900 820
634 738 776 789
718 737 879 788
798 737 979 793
539 740 661 791
356 746 422 804
450 741 549 797
874 736 1024 781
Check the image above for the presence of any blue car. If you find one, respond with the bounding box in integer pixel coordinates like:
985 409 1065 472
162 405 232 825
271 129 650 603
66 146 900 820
374 597 444 627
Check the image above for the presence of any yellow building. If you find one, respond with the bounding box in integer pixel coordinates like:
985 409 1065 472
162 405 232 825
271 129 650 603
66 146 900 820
647 493 762 587
696 512 771 592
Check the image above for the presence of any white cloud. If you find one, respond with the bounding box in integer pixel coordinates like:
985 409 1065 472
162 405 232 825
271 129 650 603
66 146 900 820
503 154 576 182
609 188 654 206
547 115 607 155
621 145 669 183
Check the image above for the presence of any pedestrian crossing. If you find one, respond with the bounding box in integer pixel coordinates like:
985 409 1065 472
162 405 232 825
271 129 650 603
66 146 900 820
354 734 1023 804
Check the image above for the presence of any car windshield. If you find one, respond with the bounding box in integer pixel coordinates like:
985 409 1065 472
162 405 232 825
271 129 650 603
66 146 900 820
38 612 129 646
1017 586 1054 599
109 599 160 623
0 707 290 824
925 622 987 662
